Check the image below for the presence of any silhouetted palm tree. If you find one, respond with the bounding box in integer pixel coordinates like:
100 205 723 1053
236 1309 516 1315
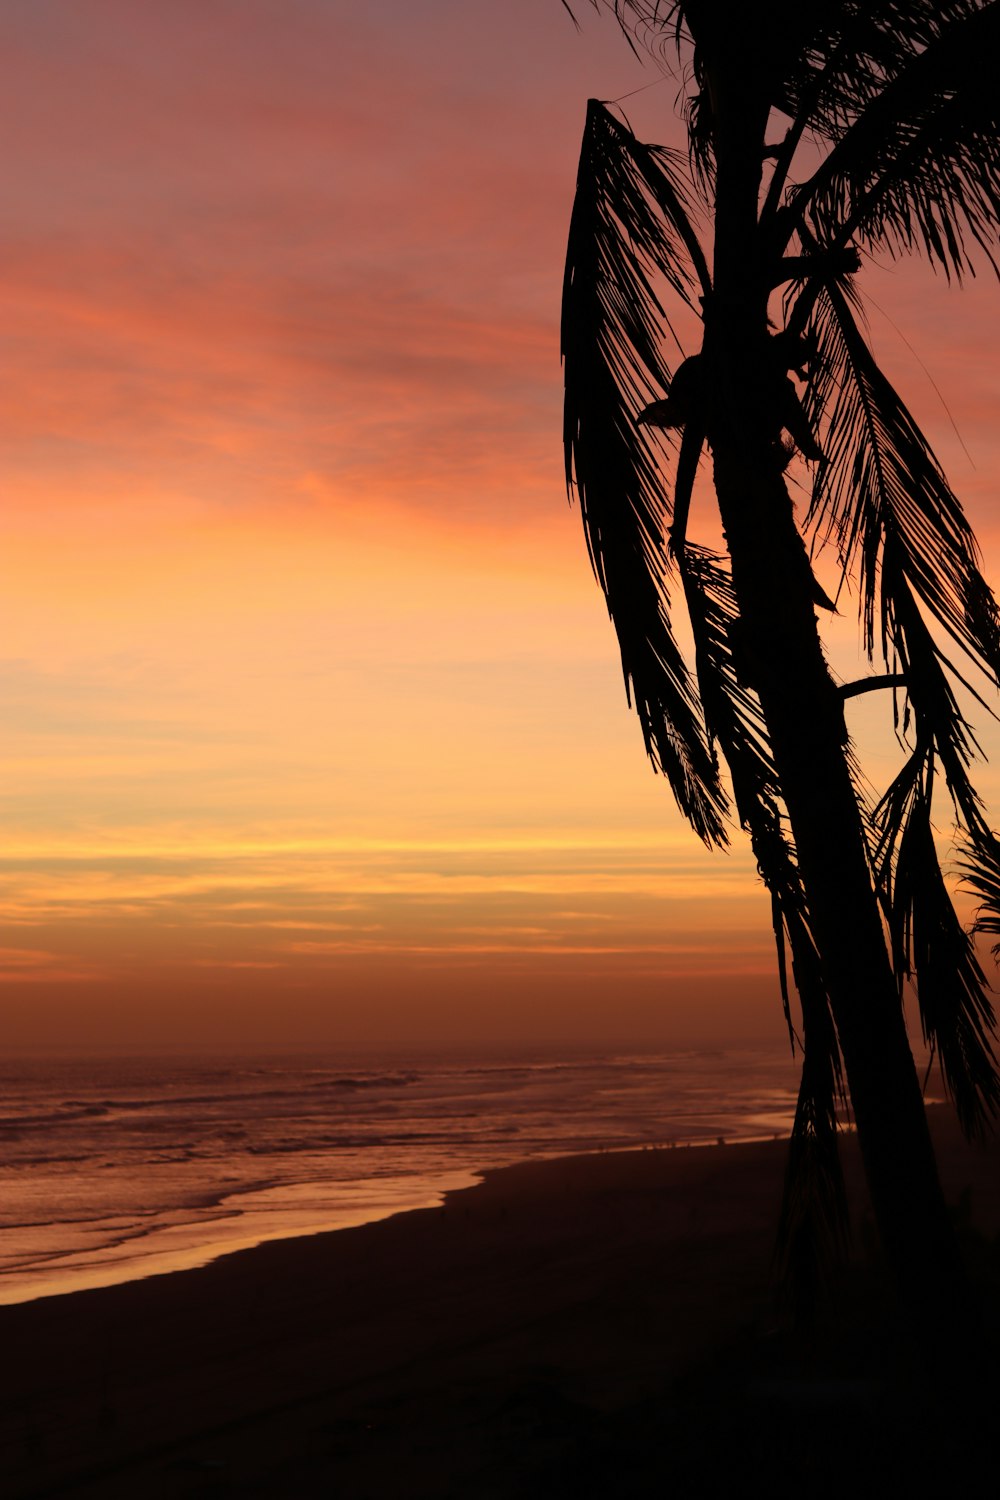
561 0 1000 1318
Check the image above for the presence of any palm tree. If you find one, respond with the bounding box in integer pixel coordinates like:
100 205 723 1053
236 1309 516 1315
560 0 1000 1322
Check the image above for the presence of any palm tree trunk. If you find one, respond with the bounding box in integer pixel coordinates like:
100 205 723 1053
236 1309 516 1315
707 85 964 1321
715 439 962 1300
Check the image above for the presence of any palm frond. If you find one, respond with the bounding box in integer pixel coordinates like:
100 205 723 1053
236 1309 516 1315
858 554 1000 1136
801 279 1000 688
880 562 990 839
759 4 962 225
874 752 1000 1136
678 545 777 822
784 3 1000 278
679 546 819 999
959 829 1000 958
681 545 795 1036
772 6 981 135
562 100 727 844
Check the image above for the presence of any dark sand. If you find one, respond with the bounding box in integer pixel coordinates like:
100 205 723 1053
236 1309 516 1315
3 1109 998 1499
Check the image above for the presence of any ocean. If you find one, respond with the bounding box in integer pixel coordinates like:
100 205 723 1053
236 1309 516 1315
0 1046 802 1306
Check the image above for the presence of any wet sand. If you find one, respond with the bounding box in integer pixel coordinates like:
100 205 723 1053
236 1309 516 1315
3 1110 998 1498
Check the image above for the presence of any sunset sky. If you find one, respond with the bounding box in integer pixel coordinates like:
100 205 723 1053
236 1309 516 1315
4 0 1000 1051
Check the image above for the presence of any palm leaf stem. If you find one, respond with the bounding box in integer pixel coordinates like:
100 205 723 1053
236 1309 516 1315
666 421 704 557
840 673 909 700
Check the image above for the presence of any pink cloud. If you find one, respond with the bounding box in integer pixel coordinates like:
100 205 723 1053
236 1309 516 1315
0 1 658 533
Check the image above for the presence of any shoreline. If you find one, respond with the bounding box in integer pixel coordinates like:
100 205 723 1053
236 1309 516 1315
0 1129 800 1311
2 1112 997 1497
0 1168 483 1310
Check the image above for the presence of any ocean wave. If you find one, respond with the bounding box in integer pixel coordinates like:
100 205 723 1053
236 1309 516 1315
36 1073 424 1118
306 1072 421 1091
0 1104 110 1130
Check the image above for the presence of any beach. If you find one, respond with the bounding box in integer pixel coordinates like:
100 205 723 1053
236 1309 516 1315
3 1110 998 1498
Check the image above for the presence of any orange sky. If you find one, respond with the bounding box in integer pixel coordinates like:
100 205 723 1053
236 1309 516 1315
3 1 1000 1050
